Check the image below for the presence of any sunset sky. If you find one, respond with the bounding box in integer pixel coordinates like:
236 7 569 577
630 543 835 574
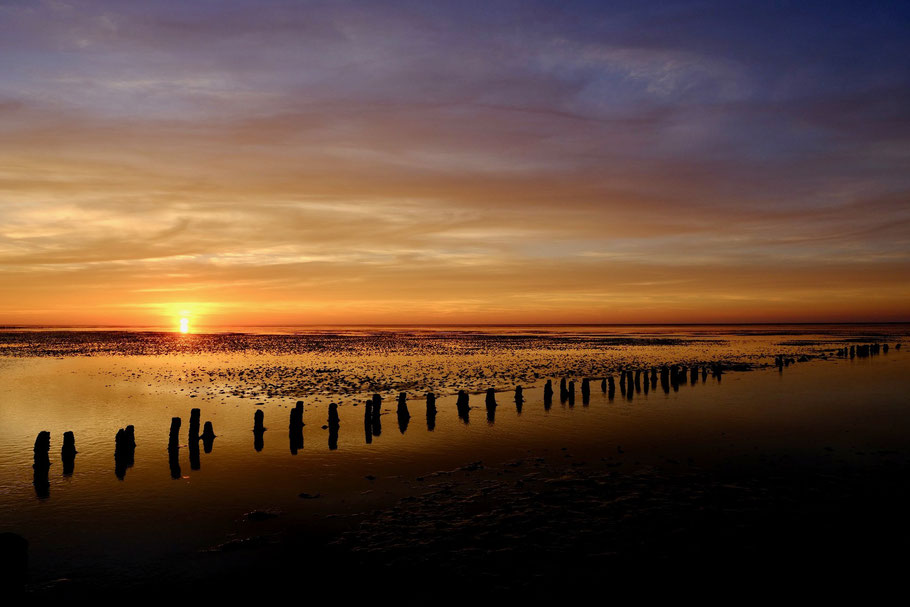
1 0 908 326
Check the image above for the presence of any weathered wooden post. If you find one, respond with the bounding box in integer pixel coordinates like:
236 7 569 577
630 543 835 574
253 410 265 452
33 431 50 498
289 402 304 455
62 431 77 476
396 393 410 434
364 400 373 444
371 394 383 436
114 426 136 480
189 408 201 442
426 392 437 431
456 390 470 423
397 392 410 420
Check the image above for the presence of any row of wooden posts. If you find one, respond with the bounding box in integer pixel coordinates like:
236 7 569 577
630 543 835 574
31 362 722 473
31 343 900 485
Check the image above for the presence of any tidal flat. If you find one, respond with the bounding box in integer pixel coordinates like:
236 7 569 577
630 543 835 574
1 324 909 600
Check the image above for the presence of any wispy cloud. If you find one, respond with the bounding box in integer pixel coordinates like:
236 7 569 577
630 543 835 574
0 0 908 323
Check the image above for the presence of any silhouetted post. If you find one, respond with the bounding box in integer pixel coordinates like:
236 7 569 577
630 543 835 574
189 408 201 442
485 388 497 424
560 378 569 402
364 400 373 444
370 394 383 436
202 422 216 453
581 378 591 404
34 431 50 468
850 345 855 358
114 426 136 480
544 380 554 407
690 366 698 385
62 431 77 476
896 343 902 350
883 344 889 354
567 380 576 405
0 532 28 595
643 373 649 394
514 385 523 414
660 366 670 393
33 431 50 499
650 368 658 389
397 392 411 420
607 375 615 400
634 371 641 393
620 371 627 396
456 390 470 424
288 405 303 455
396 393 410 434
600 378 607 393
253 410 265 452
426 392 437 430
327 402 340 446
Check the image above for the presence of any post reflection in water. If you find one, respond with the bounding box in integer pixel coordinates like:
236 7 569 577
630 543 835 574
189 440 201 471
168 448 181 480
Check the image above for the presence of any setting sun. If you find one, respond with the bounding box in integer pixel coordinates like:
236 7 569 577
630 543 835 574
179 318 190 334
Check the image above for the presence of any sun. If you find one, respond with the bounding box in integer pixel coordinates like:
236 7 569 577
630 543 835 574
179 317 190 334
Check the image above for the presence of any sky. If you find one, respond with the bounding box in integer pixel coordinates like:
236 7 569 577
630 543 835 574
1 0 909 326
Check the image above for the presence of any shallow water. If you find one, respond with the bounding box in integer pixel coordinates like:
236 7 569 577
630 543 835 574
1 324 908 587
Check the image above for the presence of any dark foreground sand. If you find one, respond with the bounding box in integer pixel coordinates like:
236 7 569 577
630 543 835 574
24 449 910 603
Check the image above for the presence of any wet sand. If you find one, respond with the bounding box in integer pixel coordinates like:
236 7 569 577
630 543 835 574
2 325 909 600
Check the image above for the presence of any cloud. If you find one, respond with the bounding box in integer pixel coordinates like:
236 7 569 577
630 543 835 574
0 0 908 323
